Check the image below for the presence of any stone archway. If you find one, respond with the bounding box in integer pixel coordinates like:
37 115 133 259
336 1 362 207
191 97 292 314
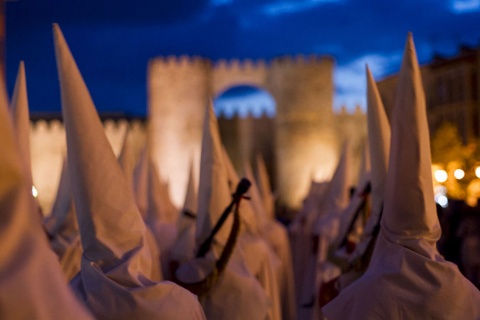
148 55 340 211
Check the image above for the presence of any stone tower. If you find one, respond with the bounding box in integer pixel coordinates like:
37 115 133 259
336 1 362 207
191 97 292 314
267 55 338 209
148 55 343 210
148 56 211 207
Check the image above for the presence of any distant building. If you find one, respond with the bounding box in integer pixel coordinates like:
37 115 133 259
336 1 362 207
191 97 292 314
378 45 480 144
29 55 367 215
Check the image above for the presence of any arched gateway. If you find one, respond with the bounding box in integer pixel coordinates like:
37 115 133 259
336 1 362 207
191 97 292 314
148 55 354 211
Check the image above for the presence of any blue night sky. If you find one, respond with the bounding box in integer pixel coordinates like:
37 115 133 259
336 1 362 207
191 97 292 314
6 0 480 117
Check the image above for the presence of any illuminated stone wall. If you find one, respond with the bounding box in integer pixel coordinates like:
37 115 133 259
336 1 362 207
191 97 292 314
148 56 212 207
268 55 338 209
30 118 146 215
148 54 367 211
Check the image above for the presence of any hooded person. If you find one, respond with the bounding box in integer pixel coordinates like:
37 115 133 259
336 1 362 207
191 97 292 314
118 132 163 282
170 160 199 264
289 178 329 307
43 159 82 280
222 154 281 320
9 61 44 216
174 103 271 320
322 33 480 320
0 59 93 320
145 160 179 279
245 160 297 320
333 65 391 292
330 143 371 263
53 23 205 319
133 145 149 219
117 129 136 192
255 155 276 221
298 142 352 320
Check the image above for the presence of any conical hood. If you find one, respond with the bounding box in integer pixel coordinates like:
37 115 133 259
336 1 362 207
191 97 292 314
363 65 390 236
357 140 371 183
146 160 178 225
0 57 92 320
183 160 198 215
53 23 145 268
118 128 136 192
223 148 258 235
382 33 441 251
196 103 232 247
255 154 275 220
134 146 149 219
314 141 352 231
243 160 269 229
44 158 77 237
10 61 32 181
323 35 480 319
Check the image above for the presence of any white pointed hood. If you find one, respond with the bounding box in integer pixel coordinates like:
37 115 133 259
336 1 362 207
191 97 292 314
255 154 275 220
134 146 149 219
323 33 480 320
381 34 440 253
170 162 198 263
183 160 198 217
10 62 32 182
313 141 352 236
243 160 269 229
147 160 178 225
196 103 233 248
0 57 93 320
54 23 205 319
54 24 146 266
44 158 77 238
118 129 136 192
358 66 391 244
223 148 258 235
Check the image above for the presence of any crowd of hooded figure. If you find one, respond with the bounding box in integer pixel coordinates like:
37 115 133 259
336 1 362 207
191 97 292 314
0 23 479 320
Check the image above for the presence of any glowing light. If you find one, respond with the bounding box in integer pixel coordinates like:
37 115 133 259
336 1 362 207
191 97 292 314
454 169 465 180
32 186 39 198
475 167 480 178
436 195 448 208
434 170 448 183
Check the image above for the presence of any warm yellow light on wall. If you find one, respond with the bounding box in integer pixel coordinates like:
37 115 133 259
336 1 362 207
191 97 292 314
454 169 465 180
434 169 448 183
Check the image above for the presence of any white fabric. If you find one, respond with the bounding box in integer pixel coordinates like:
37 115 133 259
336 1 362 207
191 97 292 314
171 162 198 263
196 103 234 248
289 180 328 311
176 102 271 319
298 142 352 320
323 33 480 320
118 138 163 282
246 160 297 320
146 161 179 279
118 129 136 193
10 61 32 184
347 65 391 265
256 154 276 220
53 23 205 319
44 160 82 280
133 146 149 219
0 60 93 320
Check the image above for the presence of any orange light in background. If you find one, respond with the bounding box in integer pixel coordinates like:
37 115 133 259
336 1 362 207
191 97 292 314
454 168 465 180
434 169 448 183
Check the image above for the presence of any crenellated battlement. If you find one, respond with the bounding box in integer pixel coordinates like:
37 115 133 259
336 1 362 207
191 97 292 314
271 54 334 68
149 55 211 70
214 58 268 72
